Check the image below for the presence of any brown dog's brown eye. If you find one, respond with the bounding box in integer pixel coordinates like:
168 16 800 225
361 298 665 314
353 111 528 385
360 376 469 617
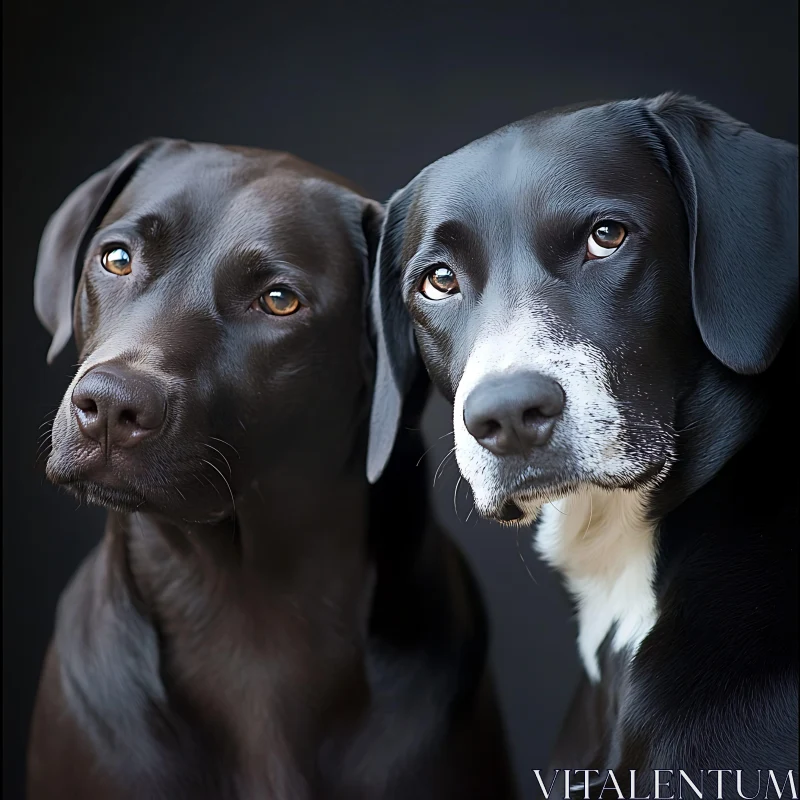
257 288 301 316
101 247 132 275
587 221 626 259
420 265 460 300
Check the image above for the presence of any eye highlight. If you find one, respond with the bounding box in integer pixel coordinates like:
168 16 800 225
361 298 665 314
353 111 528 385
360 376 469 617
255 287 302 316
587 221 626 259
420 265 460 300
101 247 132 275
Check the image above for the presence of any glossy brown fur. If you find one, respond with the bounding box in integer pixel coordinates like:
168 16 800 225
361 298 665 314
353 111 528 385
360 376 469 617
29 142 515 799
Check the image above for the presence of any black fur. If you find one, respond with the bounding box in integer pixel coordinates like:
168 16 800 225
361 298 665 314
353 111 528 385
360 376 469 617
368 94 798 795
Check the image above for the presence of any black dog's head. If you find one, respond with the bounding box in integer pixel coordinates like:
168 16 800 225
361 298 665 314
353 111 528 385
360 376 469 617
368 94 797 523
36 140 382 520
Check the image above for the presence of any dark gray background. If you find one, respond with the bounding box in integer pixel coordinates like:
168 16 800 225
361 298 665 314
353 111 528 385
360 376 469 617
3 1 797 797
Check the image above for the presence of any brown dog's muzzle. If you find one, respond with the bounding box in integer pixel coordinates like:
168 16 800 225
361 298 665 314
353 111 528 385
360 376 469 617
71 365 168 451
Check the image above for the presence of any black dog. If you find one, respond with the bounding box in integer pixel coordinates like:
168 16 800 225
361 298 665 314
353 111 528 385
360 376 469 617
29 140 515 799
368 95 798 798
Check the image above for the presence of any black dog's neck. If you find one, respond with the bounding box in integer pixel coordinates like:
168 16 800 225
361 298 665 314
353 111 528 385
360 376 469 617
652 327 797 585
652 327 796 519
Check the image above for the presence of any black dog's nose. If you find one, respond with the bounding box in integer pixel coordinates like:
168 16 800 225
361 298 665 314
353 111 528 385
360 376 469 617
72 366 167 448
463 372 565 456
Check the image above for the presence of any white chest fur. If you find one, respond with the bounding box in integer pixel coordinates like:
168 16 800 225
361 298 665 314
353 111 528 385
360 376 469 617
535 489 658 682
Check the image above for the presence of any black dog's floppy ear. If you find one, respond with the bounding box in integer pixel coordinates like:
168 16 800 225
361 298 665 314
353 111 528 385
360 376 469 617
34 139 163 364
367 182 420 484
645 93 798 375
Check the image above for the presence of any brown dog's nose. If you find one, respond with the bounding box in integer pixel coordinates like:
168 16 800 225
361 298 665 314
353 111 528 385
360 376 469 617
72 366 167 448
463 372 565 457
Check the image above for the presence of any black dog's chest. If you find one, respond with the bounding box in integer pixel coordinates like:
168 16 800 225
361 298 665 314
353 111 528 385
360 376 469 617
549 447 799 795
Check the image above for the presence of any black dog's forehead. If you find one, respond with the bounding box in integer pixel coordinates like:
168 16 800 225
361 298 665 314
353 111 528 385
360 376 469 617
408 103 668 257
97 143 364 287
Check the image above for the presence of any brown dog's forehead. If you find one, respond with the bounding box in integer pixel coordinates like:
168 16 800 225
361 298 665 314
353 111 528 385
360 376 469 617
109 142 358 227
97 141 366 281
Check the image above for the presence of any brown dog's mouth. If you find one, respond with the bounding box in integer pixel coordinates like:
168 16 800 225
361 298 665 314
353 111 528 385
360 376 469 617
180 508 232 524
46 452 147 511
45 433 237 519
59 478 235 523
59 479 148 513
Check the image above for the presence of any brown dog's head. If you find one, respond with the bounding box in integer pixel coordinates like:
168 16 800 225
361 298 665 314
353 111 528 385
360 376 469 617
36 140 382 521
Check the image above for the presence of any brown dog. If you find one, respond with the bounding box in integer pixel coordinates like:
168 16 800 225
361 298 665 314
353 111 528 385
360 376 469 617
28 140 515 799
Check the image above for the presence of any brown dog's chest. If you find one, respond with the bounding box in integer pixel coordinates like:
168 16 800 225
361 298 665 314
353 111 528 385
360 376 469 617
128 527 372 796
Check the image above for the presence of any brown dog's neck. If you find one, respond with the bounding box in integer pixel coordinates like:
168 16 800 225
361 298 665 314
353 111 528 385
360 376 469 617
124 468 370 603
116 469 373 657
101 469 374 769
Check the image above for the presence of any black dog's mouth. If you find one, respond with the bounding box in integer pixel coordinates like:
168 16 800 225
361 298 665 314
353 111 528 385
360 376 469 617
496 500 526 522
484 460 668 525
478 475 577 525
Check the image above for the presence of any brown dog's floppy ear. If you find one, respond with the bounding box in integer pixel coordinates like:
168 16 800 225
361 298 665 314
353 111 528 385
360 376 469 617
34 139 162 364
644 93 798 375
350 195 384 385
367 182 420 484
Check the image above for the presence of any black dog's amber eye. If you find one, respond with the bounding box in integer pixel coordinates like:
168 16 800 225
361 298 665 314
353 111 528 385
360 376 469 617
420 265 460 300
257 288 301 316
101 247 132 275
587 221 626 259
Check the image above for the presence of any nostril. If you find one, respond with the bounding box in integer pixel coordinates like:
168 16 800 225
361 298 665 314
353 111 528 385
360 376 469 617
71 391 104 443
73 396 98 415
118 408 137 427
463 371 565 455
522 408 545 426
482 419 502 438
71 366 168 447
120 401 166 432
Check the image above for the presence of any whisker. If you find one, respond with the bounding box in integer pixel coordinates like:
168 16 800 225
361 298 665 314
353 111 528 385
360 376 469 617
209 436 241 459
201 458 237 543
516 526 538 585
35 443 52 467
415 441 439 468
433 447 456 487
197 471 220 496
202 443 233 476
35 441 52 459
544 492 567 515
580 494 595 541
453 475 463 523
672 421 701 435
